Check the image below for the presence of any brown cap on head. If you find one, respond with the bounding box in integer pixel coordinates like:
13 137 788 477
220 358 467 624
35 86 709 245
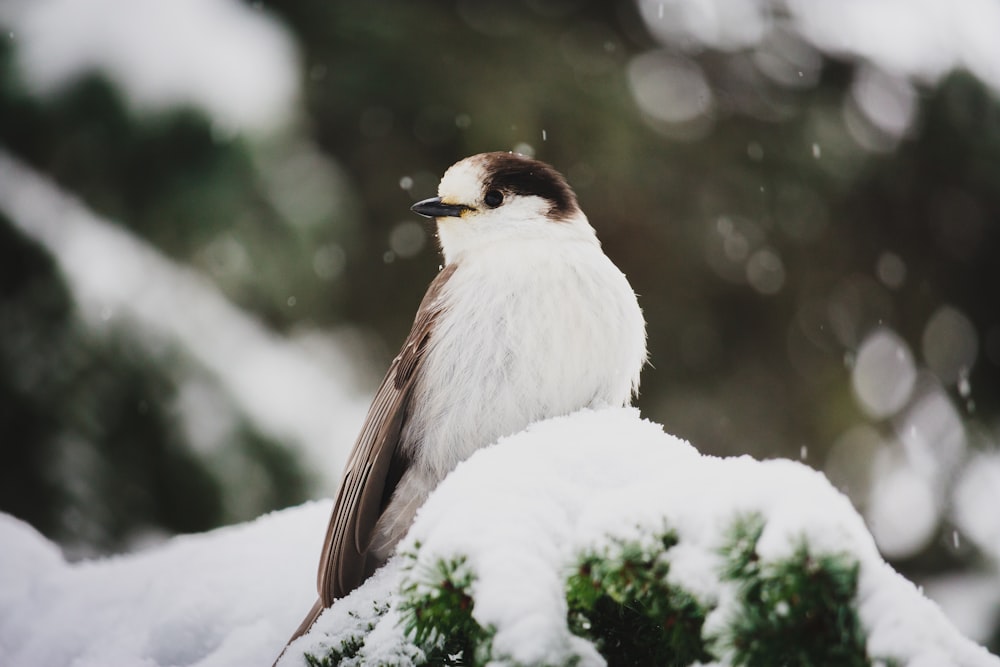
478 152 578 220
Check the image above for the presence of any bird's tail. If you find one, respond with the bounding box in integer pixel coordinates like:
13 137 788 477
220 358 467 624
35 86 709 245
272 598 324 667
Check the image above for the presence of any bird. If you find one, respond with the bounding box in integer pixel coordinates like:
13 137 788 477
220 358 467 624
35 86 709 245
280 151 647 652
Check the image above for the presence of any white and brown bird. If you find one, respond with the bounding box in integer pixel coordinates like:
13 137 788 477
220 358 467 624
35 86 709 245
281 151 646 649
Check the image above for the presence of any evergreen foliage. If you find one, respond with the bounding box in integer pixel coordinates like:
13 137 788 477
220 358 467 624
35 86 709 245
304 638 362 667
399 550 495 666
305 516 893 666
718 514 871 667
0 42 315 552
565 531 712 666
303 601 389 666
0 211 229 549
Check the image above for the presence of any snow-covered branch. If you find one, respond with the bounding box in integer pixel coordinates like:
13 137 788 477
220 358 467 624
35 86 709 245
2 408 996 666
286 408 998 667
0 150 366 477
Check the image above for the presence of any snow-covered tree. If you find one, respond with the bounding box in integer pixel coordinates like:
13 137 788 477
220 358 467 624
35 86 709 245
282 410 998 667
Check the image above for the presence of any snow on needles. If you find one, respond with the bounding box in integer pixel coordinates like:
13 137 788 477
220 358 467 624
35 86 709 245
288 408 997 667
0 0 299 133
2 409 997 667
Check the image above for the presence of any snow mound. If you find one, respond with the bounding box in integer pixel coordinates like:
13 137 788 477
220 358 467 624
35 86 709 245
2 409 996 667
286 407 998 667
0 502 330 667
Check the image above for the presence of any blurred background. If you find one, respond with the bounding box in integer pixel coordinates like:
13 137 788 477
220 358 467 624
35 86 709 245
1 0 998 650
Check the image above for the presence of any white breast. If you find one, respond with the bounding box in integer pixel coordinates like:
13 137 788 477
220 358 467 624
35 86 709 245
403 237 647 480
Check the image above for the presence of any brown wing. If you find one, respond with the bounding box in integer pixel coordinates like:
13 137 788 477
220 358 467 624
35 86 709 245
315 264 456 606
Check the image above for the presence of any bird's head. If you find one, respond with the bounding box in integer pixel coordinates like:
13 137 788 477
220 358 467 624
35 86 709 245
411 152 597 264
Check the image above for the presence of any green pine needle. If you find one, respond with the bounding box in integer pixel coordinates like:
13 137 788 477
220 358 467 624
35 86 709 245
719 513 871 667
565 530 713 667
399 551 495 666
303 517 900 667
302 600 389 666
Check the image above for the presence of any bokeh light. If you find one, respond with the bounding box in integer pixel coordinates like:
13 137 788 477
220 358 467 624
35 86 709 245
1 0 999 648
852 329 916 419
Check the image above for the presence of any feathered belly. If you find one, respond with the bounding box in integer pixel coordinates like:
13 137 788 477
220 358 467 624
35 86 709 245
401 249 645 482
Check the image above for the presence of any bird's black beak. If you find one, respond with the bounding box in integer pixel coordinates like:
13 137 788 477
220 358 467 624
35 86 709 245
411 197 468 219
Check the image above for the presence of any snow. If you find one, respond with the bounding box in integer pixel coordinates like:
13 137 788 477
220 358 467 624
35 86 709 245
3 408 997 667
0 502 330 667
0 0 299 133
0 150 368 483
635 0 1000 96
285 408 996 667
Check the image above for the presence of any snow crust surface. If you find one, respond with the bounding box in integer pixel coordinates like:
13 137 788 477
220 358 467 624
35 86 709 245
0 502 329 667
286 408 998 667
2 409 997 667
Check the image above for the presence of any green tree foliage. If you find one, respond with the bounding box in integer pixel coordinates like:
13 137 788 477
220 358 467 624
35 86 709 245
0 37 314 552
308 517 884 666
400 552 495 666
0 213 225 549
719 515 872 667
566 532 712 667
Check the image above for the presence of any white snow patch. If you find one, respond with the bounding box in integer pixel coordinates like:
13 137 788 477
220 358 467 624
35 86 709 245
0 0 299 133
3 410 996 667
297 407 997 667
0 502 330 667
282 561 423 667
0 151 368 481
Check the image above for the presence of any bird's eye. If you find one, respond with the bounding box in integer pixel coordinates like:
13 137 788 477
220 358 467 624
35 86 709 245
483 190 504 208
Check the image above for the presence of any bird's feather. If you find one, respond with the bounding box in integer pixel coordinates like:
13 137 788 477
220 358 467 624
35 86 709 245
315 263 456 606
